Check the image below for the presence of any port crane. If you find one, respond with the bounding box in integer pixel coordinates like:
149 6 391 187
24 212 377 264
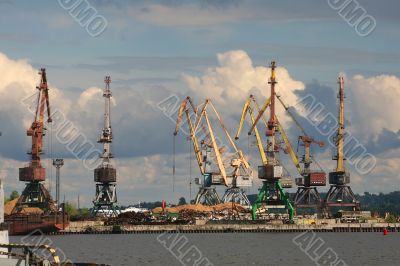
236 93 297 220
324 77 360 216
92 76 119 217
244 61 295 221
14 68 56 213
276 95 327 213
174 97 253 206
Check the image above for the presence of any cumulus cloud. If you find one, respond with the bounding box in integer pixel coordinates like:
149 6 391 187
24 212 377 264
0 53 71 159
78 87 103 108
348 74 400 141
183 50 305 127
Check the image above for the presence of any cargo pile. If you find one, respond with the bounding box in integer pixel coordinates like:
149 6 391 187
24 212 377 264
106 211 149 225
152 203 249 214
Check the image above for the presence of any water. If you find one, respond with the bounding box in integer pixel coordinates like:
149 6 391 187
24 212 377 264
11 233 400 266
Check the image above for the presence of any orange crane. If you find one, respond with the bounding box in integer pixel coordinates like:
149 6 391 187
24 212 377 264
324 77 360 215
174 97 253 206
15 68 56 213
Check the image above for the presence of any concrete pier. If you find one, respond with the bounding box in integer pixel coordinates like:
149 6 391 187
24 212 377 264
51 221 400 235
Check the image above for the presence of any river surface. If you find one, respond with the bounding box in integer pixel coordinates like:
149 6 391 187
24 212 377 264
11 232 400 266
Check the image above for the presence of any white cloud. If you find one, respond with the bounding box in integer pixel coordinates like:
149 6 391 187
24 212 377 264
348 74 400 141
0 52 72 129
183 50 305 126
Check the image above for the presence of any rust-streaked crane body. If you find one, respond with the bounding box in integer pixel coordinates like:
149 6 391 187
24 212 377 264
14 69 56 213
324 77 360 216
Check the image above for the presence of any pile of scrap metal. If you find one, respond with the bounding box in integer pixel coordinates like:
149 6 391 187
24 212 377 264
151 203 250 222
105 211 149 225
177 209 209 223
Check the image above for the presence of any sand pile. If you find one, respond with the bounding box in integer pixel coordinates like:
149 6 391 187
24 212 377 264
213 203 249 212
20 207 43 214
4 198 19 215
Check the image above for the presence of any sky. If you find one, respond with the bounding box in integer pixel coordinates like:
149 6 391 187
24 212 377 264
0 0 399 206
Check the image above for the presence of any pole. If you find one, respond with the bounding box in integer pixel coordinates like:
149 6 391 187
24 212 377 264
56 166 60 208
52 159 64 210
78 194 80 214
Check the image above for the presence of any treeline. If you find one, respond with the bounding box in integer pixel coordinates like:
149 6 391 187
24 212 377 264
359 191 400 216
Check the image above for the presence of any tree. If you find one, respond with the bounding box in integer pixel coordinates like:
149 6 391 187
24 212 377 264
5 190 20 204
9 191 19 201
64 202 79 216
386 214 397 223
178 197 187 206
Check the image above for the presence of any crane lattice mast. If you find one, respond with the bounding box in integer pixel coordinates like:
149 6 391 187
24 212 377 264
92 76 119 217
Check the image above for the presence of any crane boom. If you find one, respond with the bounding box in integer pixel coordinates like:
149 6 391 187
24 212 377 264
28 68 52 168
208 101 240 154
276 95 306 136
204 111 228 185
174 97 204 175
174 96 197 136
248 97 271 135
336 77 345 172
275 116 302 175
276 94 325 171
175 98 246 187
186 110 205 175
235 96 268 165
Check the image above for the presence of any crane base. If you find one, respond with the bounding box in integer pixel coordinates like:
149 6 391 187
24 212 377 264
322 185 360 218
294 187 323 212
13 182 57 213
194 186 221 206
222 187 251 207
91 183 119 217
252 180 294 221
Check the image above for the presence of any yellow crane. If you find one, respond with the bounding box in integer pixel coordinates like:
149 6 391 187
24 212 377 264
324 77 360 215
174 97 253 206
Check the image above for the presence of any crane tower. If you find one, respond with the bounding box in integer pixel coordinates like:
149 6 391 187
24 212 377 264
14 69 57 213
293 136 326 212
324 77 360 216
249 62 294 221
92 76 118 217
